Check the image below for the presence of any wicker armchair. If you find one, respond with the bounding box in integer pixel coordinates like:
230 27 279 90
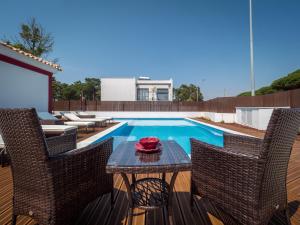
46 133 77 156
0 123 77 166
190 108 300 225
0 108 113 225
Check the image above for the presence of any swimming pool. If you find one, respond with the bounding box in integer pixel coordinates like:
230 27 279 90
94 118 224 155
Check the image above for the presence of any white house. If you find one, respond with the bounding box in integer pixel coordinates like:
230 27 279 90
0 42 61 112
101 77 173 101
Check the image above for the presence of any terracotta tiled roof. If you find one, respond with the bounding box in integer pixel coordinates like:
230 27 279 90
0 41 62 71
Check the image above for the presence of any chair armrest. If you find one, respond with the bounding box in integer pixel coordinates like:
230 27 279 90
191 138 265 216
223 133 263 157
77 114 96 119
48 138 113 197
46 133 77 156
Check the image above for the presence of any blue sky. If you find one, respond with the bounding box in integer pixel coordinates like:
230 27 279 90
1 0 299 99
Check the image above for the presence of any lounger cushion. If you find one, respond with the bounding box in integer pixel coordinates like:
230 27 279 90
63 113 81 121
41 125 77 133
0 135 4 148
64 121 95 127
38 112 59 121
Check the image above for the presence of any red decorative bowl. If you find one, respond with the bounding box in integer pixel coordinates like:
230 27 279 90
135 143 161 154
139 137 160 149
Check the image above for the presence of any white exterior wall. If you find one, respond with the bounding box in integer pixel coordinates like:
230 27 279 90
0 44 58 112
101 77 173 101
235 107 290 130
0 61 49 111
199 112 236 123
101 78 136 101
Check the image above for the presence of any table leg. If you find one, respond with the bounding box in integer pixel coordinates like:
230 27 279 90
167 172 178 225
131 173 136 183
121 173 134 225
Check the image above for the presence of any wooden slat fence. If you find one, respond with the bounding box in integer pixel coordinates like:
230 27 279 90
53 88 300 113
53 101 204 112
200 89 299 113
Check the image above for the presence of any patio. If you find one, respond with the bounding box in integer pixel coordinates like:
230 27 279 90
0 121 299 225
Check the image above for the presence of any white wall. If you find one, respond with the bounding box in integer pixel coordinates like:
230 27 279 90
0 61 49 111
101 78 136 101
235 107 285 130
199 112 236 123
101 77 173 101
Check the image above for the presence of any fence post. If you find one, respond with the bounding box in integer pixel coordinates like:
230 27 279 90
68 100 71 111
288 90 291 107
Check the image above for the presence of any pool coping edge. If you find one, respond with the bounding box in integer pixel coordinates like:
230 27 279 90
185 118 254 137
77 122 128 148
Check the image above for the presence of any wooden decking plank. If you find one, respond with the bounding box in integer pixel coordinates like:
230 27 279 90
92 175 124 225
105 184 128 225
83 197 106 225
172 171 202 225
165 172 186 225
129 174 146 225
180 171 226 225
75 198 102 224
144 173 166 225
106 174 132 225
77 174 122 225
15 216 32 225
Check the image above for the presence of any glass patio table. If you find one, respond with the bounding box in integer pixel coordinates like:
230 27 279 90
106 140 191 225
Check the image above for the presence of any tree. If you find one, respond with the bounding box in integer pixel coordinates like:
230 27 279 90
82 78 101 100
271 69 300 91
238 69 300 96
62 85 80 100
4 18 54 57
52 77 68 101
174 84 203 101
52 77 101 101
238 86 276 96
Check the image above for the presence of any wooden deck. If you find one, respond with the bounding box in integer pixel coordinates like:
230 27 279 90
0 121 299 225
76 122 119 142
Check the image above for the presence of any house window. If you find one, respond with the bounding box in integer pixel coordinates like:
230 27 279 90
137 88 149 101
157 89 169 101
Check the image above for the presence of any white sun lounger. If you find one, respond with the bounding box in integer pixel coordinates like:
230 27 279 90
0 125 78 148
41 125 77 135
63 121 95 132
0 135 4 149
63 113 107 127
76 112 113 122
38 112 94 133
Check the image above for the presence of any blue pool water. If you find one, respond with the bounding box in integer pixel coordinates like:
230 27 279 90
95 118 224 154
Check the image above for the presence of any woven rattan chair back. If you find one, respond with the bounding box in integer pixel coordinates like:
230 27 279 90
260 109 300 218
0 108 114 225
0 109 55 221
